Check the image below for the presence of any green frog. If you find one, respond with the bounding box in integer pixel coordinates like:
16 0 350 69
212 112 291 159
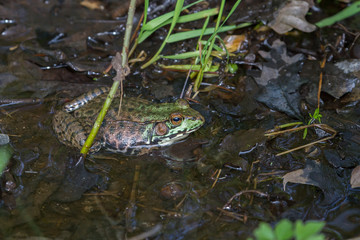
53 87 205 155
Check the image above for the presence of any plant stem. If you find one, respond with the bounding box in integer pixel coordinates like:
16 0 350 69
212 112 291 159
80 0 137 156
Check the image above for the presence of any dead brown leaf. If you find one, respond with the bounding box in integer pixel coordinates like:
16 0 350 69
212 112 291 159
283 164 321 190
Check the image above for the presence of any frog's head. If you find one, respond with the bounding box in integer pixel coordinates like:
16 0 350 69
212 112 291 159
151 99 204 146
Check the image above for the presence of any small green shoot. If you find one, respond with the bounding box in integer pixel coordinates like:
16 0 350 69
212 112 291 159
303 108 322 139
249 219 325 240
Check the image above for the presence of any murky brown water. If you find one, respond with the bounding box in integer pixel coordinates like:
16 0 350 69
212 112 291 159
1 0 360 239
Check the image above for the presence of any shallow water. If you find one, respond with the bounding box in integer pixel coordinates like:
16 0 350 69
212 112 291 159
1 0 360 239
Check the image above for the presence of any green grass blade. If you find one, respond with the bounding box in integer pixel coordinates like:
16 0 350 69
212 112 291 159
161 49 229 60
194 0 246 90
137 0 149 39
141 0 185 68
177 8 218 24
167 23 251 43
138 8 218 43
316 1 360 28
198 16 210 47
161 51 200 59
142 0 204 30
159 64 219 72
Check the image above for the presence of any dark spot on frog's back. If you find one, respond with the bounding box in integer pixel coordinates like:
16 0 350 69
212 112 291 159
109 125 116 134
116 132 122 142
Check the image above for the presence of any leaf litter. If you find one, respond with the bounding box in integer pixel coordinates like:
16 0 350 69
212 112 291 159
1 0 360 239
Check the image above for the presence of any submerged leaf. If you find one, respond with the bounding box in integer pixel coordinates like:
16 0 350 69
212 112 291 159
254 40 305 119
269 0 316 34
350 165 360 188
283 164 321 191
283 160 345 204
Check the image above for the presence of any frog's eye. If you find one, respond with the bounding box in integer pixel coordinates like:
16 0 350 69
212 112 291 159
170 113 183 126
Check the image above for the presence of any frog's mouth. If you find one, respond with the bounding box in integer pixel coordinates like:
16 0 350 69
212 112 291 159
155 133 188 146
154 125 203 146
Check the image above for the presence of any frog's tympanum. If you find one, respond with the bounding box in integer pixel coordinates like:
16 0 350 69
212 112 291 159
53 88 205 155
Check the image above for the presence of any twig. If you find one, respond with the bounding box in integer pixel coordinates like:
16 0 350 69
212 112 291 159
317 58 326 109
216 207 245 222
222 190 268 209
211 169 221 189
127 224 162 240
180 64 194 99
125 164 141 231
128 12 144 59
137 203 183 217
265 124 337 156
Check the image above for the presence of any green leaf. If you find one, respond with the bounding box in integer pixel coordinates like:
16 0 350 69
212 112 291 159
167 23 251 43
0 144 13 174
295 220 325 240
159 64 219 72
138 8 219 43
305 234 325 240
316 1 360 28
141 0 185 68
254 223 276 240
274 219 293 240
161 51 200 60
142 0 204 30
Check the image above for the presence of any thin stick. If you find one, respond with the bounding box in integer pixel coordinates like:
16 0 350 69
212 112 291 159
211 169 221 189
127 224 162 240
222 190 268 209
265 124 337 156
125 164 141 231
128 12 144 59
317 58 326 109
180 64 194 99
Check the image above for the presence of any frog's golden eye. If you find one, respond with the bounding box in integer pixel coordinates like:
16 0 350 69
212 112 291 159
170 113 183 126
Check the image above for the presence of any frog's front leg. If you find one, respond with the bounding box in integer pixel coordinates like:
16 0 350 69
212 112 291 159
53 110 101 152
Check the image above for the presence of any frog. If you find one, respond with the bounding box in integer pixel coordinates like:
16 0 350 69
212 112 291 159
53 87 205 155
